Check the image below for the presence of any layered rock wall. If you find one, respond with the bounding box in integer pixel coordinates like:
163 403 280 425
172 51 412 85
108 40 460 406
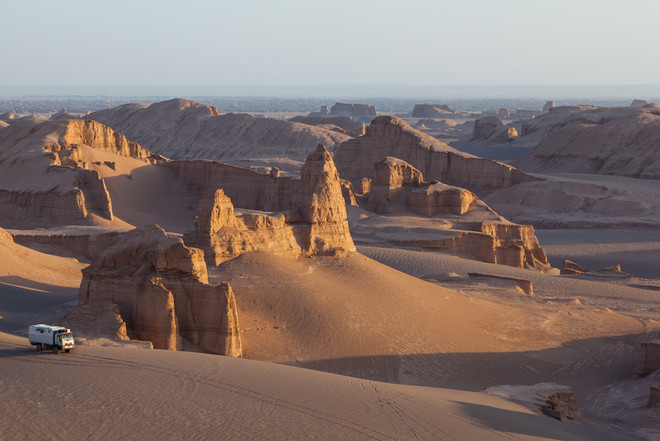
79 225 242 356
334 116 538 191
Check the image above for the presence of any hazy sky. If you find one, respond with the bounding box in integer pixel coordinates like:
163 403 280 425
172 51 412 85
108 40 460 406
3 0 660 90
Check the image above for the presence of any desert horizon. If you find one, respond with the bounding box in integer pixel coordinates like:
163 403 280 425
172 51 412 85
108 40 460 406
2 1 660 440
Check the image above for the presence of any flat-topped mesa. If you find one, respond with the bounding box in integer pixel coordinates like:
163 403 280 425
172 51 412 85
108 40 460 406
79 225 242 356
178 145 355 263
334 116 539 192
411 104 455 117
329 102 377 122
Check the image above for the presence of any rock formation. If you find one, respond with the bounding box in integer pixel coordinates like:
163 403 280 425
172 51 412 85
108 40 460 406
329 102 377 122
637 340 660 376
334 116 539 191
498 108 511 119
467 273 533 295
289 115 365 136
179 145 355 264
631 99 648 107
560 260 589 275
543 101 555 112
350 157 549 271
0 118 162 228
368 157 423 209
79 225 242 356
472 116 503 139
411 104 454 117
649 385 660 407
513 105 660 179
486 383 582 422
408 183 479 216
87 99 351 174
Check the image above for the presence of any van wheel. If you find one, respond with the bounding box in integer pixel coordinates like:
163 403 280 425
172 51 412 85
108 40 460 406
53 346 59 354
65 349 70 353
36 344 42 351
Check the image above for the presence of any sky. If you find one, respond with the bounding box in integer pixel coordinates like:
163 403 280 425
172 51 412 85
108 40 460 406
2 0 660 96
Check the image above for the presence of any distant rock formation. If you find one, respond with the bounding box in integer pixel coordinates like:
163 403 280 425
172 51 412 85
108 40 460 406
489 127 519 143
513 105 660 178
352 157 549 271
467 273 533 295
175 145 356 263
328 102 377 122
472 116 503 139
50 109 78 120
543 101 555 112
289 115 365 136
0 112 16 123
411 104 454 117
631 99 648 107
79 225 242 356
413 119 457 130
87 99 351 174
560 260 588 275
497 108 510 119
334 116 539 191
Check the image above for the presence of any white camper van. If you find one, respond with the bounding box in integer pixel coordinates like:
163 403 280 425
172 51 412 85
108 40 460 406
29 324 75 354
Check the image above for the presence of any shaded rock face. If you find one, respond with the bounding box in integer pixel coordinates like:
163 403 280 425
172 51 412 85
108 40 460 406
543 101 556 112
649 385 660 407
177 145 355 263
472 116 503 139
334 116 538 191
411 104 454 117
513 105 660 179
486 383 583 423
638 340 660 377
631 99 649 107
498 108 510 119
79 225 242 356
561 260 589 275
479 223 548 270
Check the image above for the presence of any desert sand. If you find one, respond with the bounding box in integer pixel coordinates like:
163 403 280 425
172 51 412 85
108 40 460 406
1 99 659 440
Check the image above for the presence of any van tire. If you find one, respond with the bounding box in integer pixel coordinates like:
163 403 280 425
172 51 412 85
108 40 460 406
36 344 42 351
53 346 59 354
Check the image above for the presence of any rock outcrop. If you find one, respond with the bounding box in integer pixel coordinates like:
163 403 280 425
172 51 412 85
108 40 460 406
289 115 365 136
178 145 355 264
631 99 648 107
513 105 660 179
467 273 533 295
334 116 538 191
329 102 377 122
543 101 555 112
486 383 582 422
87 99 351 174
411 104 454 117
560 260 589 275
79 225 242 356
0 118 161 228
498 108 510 119
649 385 660 407
472 116 503 139
368 157 424 209
408 183 479 216
350 157 549 271
638 340 660 377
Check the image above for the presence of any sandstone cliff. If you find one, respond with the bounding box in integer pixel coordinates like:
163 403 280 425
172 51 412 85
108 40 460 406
180 145 356 263
349 157 549 271
289 115 365 136
79 225 242 356
334 116 538 191
87 99 352 174
0 118 164 228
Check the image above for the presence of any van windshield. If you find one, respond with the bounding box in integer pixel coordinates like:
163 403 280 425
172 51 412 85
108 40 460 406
61 333 74 341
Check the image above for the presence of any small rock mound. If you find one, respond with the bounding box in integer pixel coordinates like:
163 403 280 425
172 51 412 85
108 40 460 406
486 383 583 423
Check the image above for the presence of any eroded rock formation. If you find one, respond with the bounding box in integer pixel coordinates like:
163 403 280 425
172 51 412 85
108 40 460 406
87 99 351 174
638 340 660 377
472 116 503 139
289 115 365 136
486 383 583 422
350 157 549 271
179 145 355 264
334 116 538 191
329 102 377 122
79 225 242 356
411 104 454 117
